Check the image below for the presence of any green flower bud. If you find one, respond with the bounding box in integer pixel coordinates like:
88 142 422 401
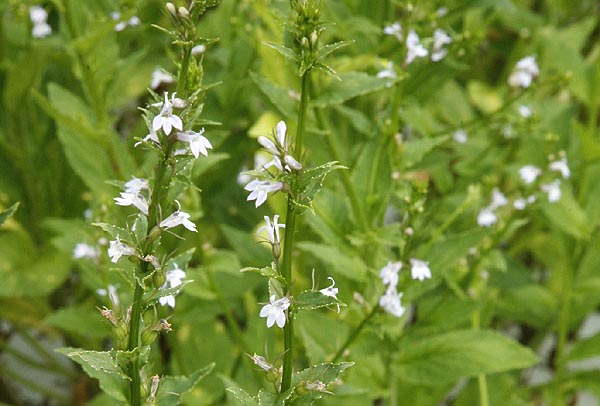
141 328 158 346
152 269 166 289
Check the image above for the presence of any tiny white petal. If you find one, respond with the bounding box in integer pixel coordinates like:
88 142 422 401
519 165 542 184
410 258 431 281
477 207 497 227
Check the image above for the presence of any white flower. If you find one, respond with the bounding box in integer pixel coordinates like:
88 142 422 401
431 29 452 62
514 198 527 210
508 55 539 88
259 295 291 328
135 129 160 147
114 192 149 215
410 259 431 281
477 207 497 227
128 16 140 26
257 215 285 244
519 165 542 184
283 155 303 171
377 61 397 81
257 136 279 155
110 11 121 20
541 180 561 202
159 295 176 308
176 129 212 158
453 129 468 144
319 277 340 313
151 68 175 90
490 187 508 210
152 92 183 135
124 177 149 194
73 243 100 260
379 287 406 318
96 284 119 306
379 261 402 287
383 22 402 40
250 354 272 371
518 105 532 118
30 6 48 25
159 265 186 308
549 157 570 179
275 121 289 151
244 179 283 207
108 236 135 263
32 22 52 38
160 208 197 232
114 21 127 32
191 44 206 55
405 30 428 64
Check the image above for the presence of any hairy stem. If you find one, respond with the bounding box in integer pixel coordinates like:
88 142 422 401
280 71 311 393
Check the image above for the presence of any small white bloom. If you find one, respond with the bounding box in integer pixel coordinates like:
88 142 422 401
379 287 406 318
159 265 186 308
110 11 121 21
159 295 176 308
114 21 127 32
502 124 515 139
257 135 279 155
114 192 149 215
383 22 402 41
519 165 542 184
191 44 206 55
257 215 285 244
379 261 402 287
128 16 140 26
176 129 212 158
244 179 283 207
453 129 468 144
275 121 288 149
319 277 340 313
436 7 449 17
549 157 570 179
518 105 532 118
151 68 175 90
124 177 149 194
259 295 291 328
508 55 539 88
431 29 452 62
160 209 197 232
250 354 272 371
541 180 561 202
405 30 428 65
96 285 119 306
32 22 52 38
514 198 528 210
284 155 302 171
152 92 183 135
490 187 508 210
30 6 48 24
73 243 100 260
477 207 497 227
108 236 135 263
135 129 160 147
410 259 431 281
377 61 397 81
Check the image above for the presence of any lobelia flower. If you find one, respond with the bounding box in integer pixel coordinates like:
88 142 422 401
250 354 273 371
176 129 212 158
159 265 186 308
152 92 183 135
114 192 149 215
508 55 539 88
30 6 52 38
405 30 428 65
383 22 402 41
518 105 532 118
377 61 397 84
73 243 100 261
490 187 508 210
379 261 402 287
519 165 542 184
150 68 175 89
319 277 340 313
514 195 536 210
244 179 283 207
160 206 197 232
410 259 431 281
257 215 285 244
477 207 497 227
453 129 468 144
431 29 452 62
379 287 406 318
108 236 136 263
549 157 570 179
260 295 291 328
541 180 561 202
124 176 149 194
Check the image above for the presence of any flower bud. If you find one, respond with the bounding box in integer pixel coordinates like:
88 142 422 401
141 328 158 346
178 6 189 19
310 31 318 46
266 366 281 383
171 97 187 108
152 270 166 289
272 243 281 260
301 36 310 49
257 136 278 154
284 155 303 171
191 44 206 55
165 2 177 17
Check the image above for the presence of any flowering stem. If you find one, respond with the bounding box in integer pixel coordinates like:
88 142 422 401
280 71 311 393
471 310 490 406
331 305 378 363
177 45 192 96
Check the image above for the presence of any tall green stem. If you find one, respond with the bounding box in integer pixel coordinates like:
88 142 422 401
332 305 378 363
551 262 574 406
280 71 311 393
471 311 490 406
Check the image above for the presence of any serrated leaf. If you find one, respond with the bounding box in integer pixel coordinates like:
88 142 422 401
295 290 345 311
257 389 278 406
297 161 346 210
291 362 354 401
542 186 591 240
226 387 258 406
250 72 297 119
156 363 215 406
311 72 399 107
296 242 366 281
241 265 283 282
45 306 111 339
395 330 538 385
316 41 353 61
264 42 298 63
401 135 450 168
0 202 19 227
93 223 128 240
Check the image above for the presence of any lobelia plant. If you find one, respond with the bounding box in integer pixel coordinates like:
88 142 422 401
63 1 220 405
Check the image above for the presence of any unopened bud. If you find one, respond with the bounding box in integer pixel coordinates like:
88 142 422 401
272 243 281 260
99 306 118 325
404 227 414 236
310 31 318 46
165 2 177 17
171 97 186 108
301 36 310 49
191 44 206 55
153 319 173 332
115 322 128 342
178 6 189 19
284 155 303 171
144 255 160 269
141 328 158 346
152 270 166 289
257 135 278 154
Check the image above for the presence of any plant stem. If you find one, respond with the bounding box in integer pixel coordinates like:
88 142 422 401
471 311 490 406
551 262 574 406
177 45 192 96
332 305 378 363
280 71 311 393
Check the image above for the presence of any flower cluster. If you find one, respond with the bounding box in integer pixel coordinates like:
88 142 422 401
382 23 452 66
30 5 52 38
508 55 539 88
111 11 140 32
158 265 186 308
378 259 431 317
477 187 508 227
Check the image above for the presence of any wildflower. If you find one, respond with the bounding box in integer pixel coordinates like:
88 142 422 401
30 6 52 38
114 192 149 215
549 157 570 179
453 129 468 144
108 236 135 263
150 68 175 90
128 16 140 26
431 29 452 62
257 215 285 244
124 177 149 194
160 207 197 232
379 261 402 287
191 44 206 55
250 354 273 371
519 165 542 184
244 179 284 207
152 92 183 135
541 180 561 202
176 129 212 158
283 155 303 171
405 30 428 65
114 21 127 32
490 187 508 210
514 195 536 210
73 243 100 260
508 55 539 88
410 259 431 281
259 295 291 328
383 22 402 41
158 265 186 308
518 105 532 118
477 207 497 227
135 129 160 147
319 277 340 313
377 62 397 86
379 287 406 318
257 136 278 155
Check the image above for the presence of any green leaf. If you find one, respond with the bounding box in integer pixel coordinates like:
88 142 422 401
0 202 19 227
44 306 112 339
93 223 128 240
290 362 354 404
296 242 366 281
263 42 297 63
401 135 450 168
395 330 538 385
296 161 346 210
250 72 297 119
156 364 215 406
240 265 283 282
295 290 345 311
316 41 353 61
311 72 399 107
542 186 591 239
226 387 258 406
566 332 600 362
